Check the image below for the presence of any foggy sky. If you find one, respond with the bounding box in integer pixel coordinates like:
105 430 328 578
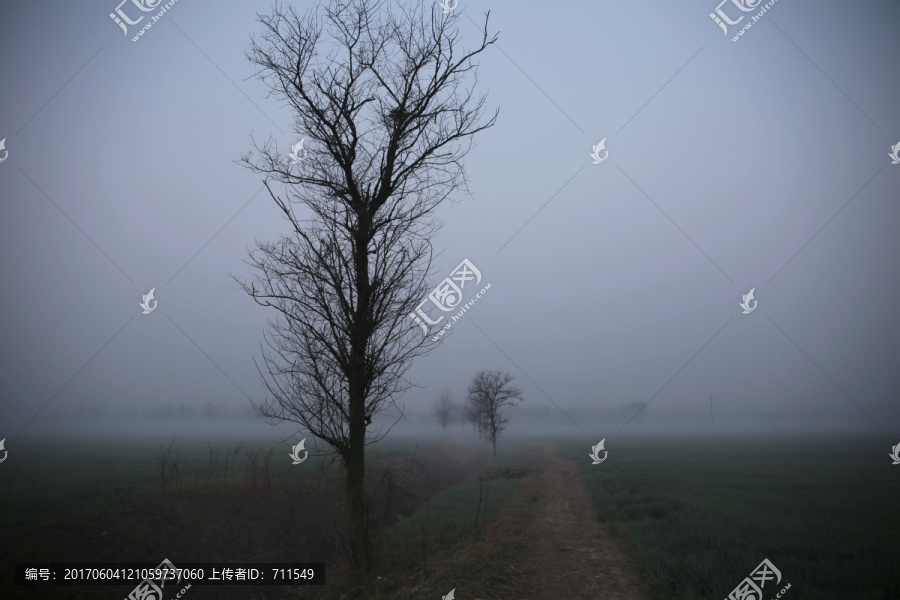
1 0 898 442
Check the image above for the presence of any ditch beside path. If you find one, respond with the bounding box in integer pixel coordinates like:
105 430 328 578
502 445 651 600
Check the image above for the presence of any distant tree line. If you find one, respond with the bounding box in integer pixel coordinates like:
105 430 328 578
33 402 256 421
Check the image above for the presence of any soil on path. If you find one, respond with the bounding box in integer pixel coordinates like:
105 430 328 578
501 445 651 600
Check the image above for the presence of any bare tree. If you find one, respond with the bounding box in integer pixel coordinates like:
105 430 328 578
237 0 497 578
465 370 523 456
462 395 479 433
432 389 455 432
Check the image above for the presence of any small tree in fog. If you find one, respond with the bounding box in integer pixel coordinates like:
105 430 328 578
462 397 479 433
432 389 456 432
465 369 523 455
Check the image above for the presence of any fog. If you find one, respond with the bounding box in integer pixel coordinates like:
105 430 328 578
1 0 899 449
19 397 879 444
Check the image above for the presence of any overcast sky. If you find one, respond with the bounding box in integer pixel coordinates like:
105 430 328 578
1 0 898 442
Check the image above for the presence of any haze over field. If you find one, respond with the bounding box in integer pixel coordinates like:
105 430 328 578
1 0 899 444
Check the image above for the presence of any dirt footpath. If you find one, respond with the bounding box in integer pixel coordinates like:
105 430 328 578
501 446 651 600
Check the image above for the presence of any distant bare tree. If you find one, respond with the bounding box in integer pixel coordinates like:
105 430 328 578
462 396 479 433
432 389 456 432
238 0 497 579
465 370 523 455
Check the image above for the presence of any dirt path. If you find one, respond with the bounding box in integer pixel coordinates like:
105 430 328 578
501 445 651 600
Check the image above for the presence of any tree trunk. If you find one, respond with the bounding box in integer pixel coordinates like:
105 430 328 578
492 434 497 456
346 385 370 579
346 213 373 580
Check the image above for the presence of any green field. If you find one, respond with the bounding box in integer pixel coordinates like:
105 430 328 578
0 435 341 527
4 432 898 599
557 434 900 600
0 433 491 531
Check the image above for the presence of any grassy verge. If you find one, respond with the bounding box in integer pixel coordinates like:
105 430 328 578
385 478 519 552
558 434 900 600
479 449 525 472
0 437 327 527
349 447 526 599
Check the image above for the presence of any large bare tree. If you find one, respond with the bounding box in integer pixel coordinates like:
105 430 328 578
237 0 497 578
465 369 523 456
432 389 456 432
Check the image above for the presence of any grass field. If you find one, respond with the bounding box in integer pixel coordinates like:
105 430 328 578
0 434 457 529
0 433 505 599
0 435 336 528
557 433 900 600
4 432 898 599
